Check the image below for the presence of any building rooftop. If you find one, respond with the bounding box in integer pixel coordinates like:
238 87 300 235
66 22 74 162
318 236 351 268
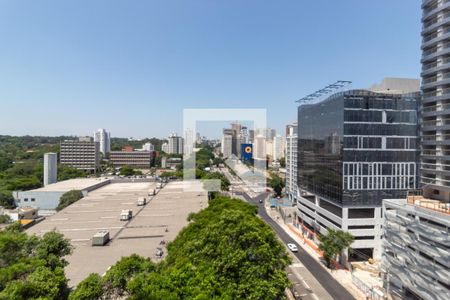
384 197 450 226
25 178 109 192
406 195 450 215
368 77 420 94
26 180 207 287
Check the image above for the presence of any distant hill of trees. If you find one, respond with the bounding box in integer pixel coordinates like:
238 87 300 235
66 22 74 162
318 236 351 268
0 135 166 208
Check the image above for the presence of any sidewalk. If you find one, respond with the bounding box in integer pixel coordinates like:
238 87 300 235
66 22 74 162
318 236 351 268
265 202 366 300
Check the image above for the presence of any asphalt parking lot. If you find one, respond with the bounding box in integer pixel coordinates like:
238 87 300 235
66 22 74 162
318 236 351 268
27 180 207 287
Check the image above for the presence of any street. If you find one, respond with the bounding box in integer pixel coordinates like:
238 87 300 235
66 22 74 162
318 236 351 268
216 165 356 299
235 190 356 300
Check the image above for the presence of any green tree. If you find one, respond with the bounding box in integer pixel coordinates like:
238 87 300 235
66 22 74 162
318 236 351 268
0 226 71 300
127 197 291 300
35 231 73 269
58 165 87 181
268 173 285 196
119 165 142 176
0 191 15 209
212 157 224 166
318 229 354 268
0 215 11 224
102 254 155 296
279 157 286 168
56 190 83 211
69 274 104 300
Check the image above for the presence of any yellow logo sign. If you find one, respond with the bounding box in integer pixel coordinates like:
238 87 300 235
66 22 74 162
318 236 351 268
245 146 252 153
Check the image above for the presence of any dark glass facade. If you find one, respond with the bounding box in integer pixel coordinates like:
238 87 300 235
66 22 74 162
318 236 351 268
298 90 420 207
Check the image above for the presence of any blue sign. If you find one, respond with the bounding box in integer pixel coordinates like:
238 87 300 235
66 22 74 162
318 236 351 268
241 143 253 161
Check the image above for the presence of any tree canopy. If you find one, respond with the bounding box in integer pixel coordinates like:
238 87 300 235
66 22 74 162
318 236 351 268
268 173 285 196
56 190 83 211
318 229 354 268
71 196 291 299
0 225 72 300
119 165 143 176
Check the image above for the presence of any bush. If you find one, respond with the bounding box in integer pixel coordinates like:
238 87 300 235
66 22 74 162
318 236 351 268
69 273 104 300
56 190 83 211
0 215 11 224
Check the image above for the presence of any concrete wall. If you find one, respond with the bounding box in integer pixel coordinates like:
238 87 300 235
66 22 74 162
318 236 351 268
16 191 65 210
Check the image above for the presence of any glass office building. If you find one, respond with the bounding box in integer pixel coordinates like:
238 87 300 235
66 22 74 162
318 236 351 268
299 90 420 207
296 88 420 259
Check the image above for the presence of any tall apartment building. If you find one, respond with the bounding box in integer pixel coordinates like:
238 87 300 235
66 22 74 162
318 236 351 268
249 129 255 143
285 123 298 202
184 128 194 155
273 134 285 161
60 137 100 172
421 0 450 201
265 140 274 158
231 122 242 157
161 142 169 153
297 80 420 260
253 134 266 170
168 133 184 154
377 2 450 298
110 151 151 168
240 126 250 144
94 129 110 155
221 134 233 158
253 134 266 160
381 197 449 300
43 153 57 186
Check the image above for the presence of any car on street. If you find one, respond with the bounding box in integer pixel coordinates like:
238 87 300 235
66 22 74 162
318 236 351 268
259 199 263 203
287 243 298 252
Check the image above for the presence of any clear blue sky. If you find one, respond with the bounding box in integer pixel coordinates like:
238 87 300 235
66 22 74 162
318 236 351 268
0 0 422 139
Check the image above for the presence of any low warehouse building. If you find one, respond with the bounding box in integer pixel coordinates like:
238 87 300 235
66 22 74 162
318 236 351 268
13 178 110 211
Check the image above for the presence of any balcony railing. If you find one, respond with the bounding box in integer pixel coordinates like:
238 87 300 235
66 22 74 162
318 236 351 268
422 149 438 155
423 88 450 99
422 120 437 126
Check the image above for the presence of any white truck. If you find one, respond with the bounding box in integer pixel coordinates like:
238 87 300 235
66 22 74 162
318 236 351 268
137 197 147 206
120 209 133 221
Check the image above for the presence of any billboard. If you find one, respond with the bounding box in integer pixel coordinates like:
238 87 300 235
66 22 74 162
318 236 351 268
241 143 253 161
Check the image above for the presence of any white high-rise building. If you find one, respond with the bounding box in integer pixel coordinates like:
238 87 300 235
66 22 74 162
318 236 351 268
253 134 266 160
141 142 154 152
94 129 110 155
184 128 194 156
196 132 202 144
162 142 169 153
272 134 285 161
221 134 233 158
265 140 274 158
168 133 184 154
285 123 298 201
240 126 249 144
43 153 57 186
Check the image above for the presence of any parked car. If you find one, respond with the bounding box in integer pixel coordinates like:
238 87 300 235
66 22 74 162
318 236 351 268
259 199 263 203
287 243 298 252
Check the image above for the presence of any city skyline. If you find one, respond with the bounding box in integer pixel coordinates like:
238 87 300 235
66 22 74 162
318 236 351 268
0 0 421 138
